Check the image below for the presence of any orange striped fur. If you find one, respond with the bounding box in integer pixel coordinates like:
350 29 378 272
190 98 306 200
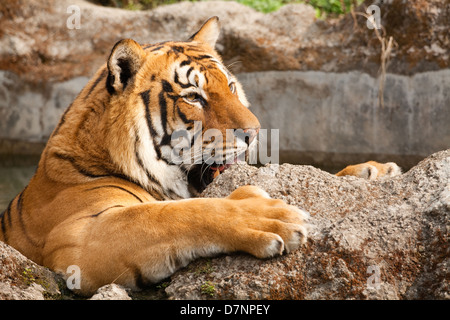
0 17 308 296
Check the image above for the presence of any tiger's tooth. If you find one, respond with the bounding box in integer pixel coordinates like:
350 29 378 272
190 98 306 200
213 169 220 178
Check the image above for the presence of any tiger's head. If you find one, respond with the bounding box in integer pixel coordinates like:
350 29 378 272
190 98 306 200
100 17 260 198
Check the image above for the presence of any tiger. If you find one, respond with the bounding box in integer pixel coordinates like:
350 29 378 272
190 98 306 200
0 16 400 297
0 17 310 296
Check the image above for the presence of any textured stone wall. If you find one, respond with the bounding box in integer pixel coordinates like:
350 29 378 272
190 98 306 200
239 69 450 169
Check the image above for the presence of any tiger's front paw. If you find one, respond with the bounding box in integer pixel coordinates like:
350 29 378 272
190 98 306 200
226 185 309 259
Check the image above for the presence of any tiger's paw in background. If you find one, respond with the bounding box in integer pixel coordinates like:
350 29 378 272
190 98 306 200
336 161 402 180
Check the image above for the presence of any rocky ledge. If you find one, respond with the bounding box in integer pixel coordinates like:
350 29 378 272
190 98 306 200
0 149 449 299
167 149 449 300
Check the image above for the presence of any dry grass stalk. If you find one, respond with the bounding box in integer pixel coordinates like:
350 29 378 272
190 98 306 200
352 9 397 108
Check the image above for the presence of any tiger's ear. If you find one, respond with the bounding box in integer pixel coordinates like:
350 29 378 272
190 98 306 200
107 39 146 94
188 16 220 48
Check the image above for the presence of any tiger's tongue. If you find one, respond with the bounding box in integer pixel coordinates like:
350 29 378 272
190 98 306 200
211 157 238 178
211 163 234 178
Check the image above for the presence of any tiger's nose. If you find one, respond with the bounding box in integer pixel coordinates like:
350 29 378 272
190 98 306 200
243 128 259 146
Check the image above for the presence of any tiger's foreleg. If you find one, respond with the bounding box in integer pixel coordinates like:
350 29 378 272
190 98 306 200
43 186 308 296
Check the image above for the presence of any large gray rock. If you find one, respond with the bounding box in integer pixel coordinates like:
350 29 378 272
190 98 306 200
89 284 132 300
166 149 450 300
0 241 63 300
0 149 448 299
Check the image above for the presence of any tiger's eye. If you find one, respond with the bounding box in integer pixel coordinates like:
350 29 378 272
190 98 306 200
229 82 236 94
185 92 199 102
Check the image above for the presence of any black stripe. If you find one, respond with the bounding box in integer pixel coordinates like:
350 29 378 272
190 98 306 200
4 198 13 227
90 205 124 218
150 45 164 52
159 90 168 135
142 42 169 50
141 89 151 105
177 107 194 124
184 44 207 52
166 93 179 102
53 153 101 178
193 54 213 61
0 200 12 243
172 45 185 53
54 152 138 185
160 134 171 146
84 69 107 100
180 59 192 67
140 89 150 106
141 90 158 137
16 188 40 247
135 145 163 186
133 127 170 193
143 43 167 50
186 67 194 79
174 71 194 89
16 189 25 216
190 134 196 152
131 264 151 289
161 80 173 93
134 135 177 200
85 185 144 203
140 90 163 160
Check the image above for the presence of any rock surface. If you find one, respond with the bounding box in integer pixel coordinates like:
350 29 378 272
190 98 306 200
89 284 132 300
0 149 449 299
0 240 63 300
166 149 450 300
1 0 447 82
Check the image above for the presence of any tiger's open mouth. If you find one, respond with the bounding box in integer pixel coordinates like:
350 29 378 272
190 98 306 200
187 154 243 193
206 155 238 186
